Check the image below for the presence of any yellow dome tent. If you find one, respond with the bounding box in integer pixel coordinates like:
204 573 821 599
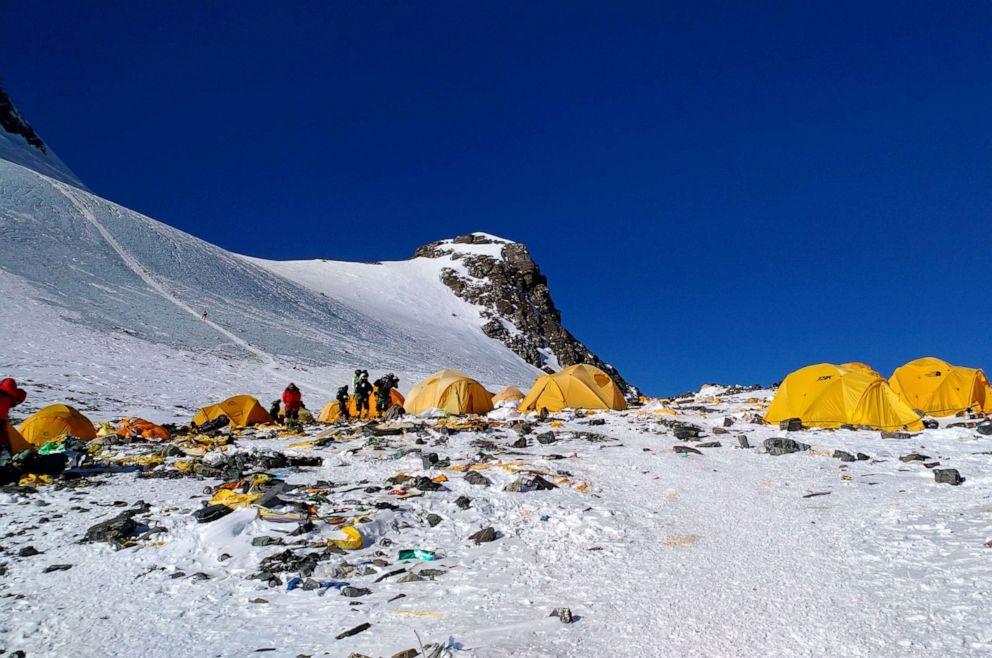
765 363 923 431
518 364 627 413
889 357 992 417
18 404 98 446
2 421 31 453
492 386 525 405
404 370 494 416
318 388 406 422
840 362 882 378
193 395 273 428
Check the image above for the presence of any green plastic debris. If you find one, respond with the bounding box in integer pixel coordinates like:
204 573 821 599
398 549 438 561
38 440 67 455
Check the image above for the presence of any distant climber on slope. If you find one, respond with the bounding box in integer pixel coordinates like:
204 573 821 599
354 371 373 419
282 383 303 424
0 377 27 452
374 373 399 415
336 385 351 421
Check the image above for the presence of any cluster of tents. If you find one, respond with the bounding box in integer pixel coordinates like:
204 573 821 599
765 357 992 431
1 364 628 450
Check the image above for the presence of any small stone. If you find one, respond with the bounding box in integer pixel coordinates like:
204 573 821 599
856 453 870 461
301 578 321 591
585 418 606 426
712 427 729 435
17 546 40 557
426 513 442 527
536 431 557 444
696 441 722 448
464 471 491 487
469 526 497 544
899 452 930 463
418 568 446 579
455 495 472 510
673 425 701 441
189 572 211 582
832 450 855 462
335 622 372 640
549 607 574 623
779 418 803 432
341 586 371 597
250 598 269 604
934 469 962 486
511 436 528 449
763 437 810 455
391 650 419 658
252 536 282 547
397 572 423 583
881 431 910 439
723 417 735 427
673 445 702 455
737 435 751 449
43 563 73 573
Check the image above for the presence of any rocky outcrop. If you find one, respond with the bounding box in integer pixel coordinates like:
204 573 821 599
415 233 638 399
0 83 46 152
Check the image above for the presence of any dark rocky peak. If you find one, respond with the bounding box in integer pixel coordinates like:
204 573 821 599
0 83 47 152
415 232 638 399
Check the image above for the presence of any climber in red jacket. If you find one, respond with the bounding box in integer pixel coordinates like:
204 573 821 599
0 377 27 452
281 383 303 423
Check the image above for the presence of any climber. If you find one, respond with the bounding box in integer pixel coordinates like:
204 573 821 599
336 385 351 421
268 399 282 423
0 377 27 452
374 373 399 414
282 383 303 424
354 371 373 419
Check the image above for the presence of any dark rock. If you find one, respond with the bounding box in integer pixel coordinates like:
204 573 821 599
417 568 445 579
712 427 729 435
899 453 930 463
464 471 491 487
536 431 557 445
252 536 283 547
585 418 606 427
779 418 803 432
673 445 702 455
301 578 321 591
469 527 497 544
511 436 528 449
426 513 442 527
189 572 211 582
737 435 752 449
421 453 439 469
856 453 870 461
455 495 472 510
391 650 419 658
763 438 810 455
696 441 722 449
397 572 423 583
549 607 574 623
673 425 702 441
723 417 735 427
832 450 856 462
250 598 269 604
335 622 372 640
17 546 40 557
881 431 911 440
411 476 443 492
193 504 234 524
934 469 963 485
341 586 371 597
82 507 147 547
43 563 73 573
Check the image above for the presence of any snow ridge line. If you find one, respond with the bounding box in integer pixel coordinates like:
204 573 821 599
46 177 333 397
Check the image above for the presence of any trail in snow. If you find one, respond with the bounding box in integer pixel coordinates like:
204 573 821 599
47 178 333 397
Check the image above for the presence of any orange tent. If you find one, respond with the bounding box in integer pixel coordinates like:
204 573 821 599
116 417 170 441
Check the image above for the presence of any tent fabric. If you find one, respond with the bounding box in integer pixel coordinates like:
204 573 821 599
116 417 170 441
492 386 525 405
404 370 494 416
193 395 273 428
18 404 98 446
889 357 992 417
2 421 30 453
765 363 923 431
518 364 627 412
840 362 883 378
318 388 405 422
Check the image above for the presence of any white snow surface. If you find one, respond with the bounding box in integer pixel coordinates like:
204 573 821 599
0 156 540 421
2 393 992 656
0 123 85 190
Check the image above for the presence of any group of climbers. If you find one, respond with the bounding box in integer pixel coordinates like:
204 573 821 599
268 373 400 425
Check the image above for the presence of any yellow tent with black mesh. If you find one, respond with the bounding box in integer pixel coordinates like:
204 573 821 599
765 363 923 430
518 364 627 412
193 395 272 428
492 386 525 405
318 388 405 422
404 370 494 415
18 404 98 446
889 357 992 417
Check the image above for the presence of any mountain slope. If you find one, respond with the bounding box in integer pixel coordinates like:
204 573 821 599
0 91 631 419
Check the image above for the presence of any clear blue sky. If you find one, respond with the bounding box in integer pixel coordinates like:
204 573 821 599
3 1 990 395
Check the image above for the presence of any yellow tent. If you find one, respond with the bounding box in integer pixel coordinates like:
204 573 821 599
889 357 992 417
404 370 494 415
492 386 525 405
518 364 627 413
765 363 923 431
2 421 31 453
193 395 273 428
840 362 882 378
318 388 406 422
18 404 98 446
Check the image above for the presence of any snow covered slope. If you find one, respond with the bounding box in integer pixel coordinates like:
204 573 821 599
0 86 85 189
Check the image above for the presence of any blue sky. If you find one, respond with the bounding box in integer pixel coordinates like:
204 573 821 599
3 2 990 395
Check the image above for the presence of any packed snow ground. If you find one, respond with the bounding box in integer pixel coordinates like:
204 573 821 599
2 389 991 657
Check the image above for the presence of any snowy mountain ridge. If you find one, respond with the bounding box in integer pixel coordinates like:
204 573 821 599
0 92 630 420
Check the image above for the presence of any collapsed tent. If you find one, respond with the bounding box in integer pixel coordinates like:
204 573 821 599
492 386 525 405
193 395 273 428
18 404 98 446
765 363 923 431
404 370 494 416
518 364 627 412
889 357 992 417
117 417 170 441
318 388 405 422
